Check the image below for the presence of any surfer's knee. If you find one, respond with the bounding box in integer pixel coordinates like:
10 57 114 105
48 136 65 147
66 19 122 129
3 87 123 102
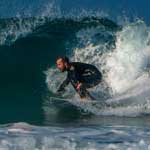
77 87 87 98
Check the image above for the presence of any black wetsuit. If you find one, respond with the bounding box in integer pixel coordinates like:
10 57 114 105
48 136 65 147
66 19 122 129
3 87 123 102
57 62 102 99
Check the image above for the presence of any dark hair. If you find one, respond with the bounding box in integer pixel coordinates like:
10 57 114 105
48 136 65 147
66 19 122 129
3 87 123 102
57 56 70 64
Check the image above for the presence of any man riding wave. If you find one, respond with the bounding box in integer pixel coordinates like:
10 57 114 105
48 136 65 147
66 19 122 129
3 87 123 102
56 56 102 100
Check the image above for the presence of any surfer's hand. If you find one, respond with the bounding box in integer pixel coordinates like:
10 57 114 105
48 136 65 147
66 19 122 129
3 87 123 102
76 82 82 90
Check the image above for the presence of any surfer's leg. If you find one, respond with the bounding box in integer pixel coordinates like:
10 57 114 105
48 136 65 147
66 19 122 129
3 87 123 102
77 86 96 100
82 72 102 89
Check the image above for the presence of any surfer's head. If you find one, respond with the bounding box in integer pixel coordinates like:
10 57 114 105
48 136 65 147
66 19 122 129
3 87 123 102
56 56 70 72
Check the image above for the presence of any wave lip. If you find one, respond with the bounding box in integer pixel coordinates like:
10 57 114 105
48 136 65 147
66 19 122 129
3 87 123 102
0 17 119 46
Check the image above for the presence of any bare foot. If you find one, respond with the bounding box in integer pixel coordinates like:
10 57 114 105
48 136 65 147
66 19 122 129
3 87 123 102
80 97 92 102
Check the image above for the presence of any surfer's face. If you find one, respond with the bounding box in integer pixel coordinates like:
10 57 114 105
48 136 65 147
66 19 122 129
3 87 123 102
56 59 66 72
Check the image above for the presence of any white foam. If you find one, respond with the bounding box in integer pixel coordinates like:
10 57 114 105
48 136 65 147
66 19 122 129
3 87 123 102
104 20 150 94
71 20 150 116
0 123 150 150
73 20 150 95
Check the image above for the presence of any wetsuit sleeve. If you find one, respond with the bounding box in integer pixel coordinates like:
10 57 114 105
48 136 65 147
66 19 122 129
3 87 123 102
57 76 70 92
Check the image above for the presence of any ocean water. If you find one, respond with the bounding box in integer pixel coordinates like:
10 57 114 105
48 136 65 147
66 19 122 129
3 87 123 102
0 0 150 149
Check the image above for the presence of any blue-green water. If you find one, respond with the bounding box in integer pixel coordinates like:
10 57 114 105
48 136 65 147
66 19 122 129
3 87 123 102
0 0 150 149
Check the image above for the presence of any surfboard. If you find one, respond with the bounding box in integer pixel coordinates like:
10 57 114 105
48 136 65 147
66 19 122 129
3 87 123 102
49 96 76 108
49 96 91 108
49 96 132 117
49 96 110 108
50 95 129 109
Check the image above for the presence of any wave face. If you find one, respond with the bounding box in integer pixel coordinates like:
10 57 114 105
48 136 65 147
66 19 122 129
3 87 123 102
0 16 119 124
0 15 150 123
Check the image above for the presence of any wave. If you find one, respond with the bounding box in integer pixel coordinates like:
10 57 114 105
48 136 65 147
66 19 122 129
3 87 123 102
0 17 119 46
0 14 150 119
0 122 149 150
45 19 150 117
0 16 119 124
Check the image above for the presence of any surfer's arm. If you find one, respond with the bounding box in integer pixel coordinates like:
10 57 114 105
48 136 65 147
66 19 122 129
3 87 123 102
57 77 70 92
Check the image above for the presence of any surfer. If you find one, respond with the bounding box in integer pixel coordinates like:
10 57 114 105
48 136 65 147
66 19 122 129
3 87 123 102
56 56 102 100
